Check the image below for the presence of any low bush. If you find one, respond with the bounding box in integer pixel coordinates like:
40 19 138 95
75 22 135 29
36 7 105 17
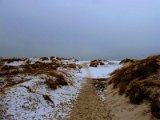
151 97 160 119
46 78 58 89
108 55 160 119
0 58 24 63
128 85 145 104
120 58 137 64
110 56 159 94
40 57 49 61
46 72 69 90
90 60 105 67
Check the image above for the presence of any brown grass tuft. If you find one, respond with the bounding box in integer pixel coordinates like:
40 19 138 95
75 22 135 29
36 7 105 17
0 57 72 91
46 72 69 90
108 55 160 119
90 60 105 67
62 63 81 69
46 78 58 89
40 57 49 61
110 56 159 94
0 58 25 63
128 84 145 104
151 97 160 118
120 58 137 64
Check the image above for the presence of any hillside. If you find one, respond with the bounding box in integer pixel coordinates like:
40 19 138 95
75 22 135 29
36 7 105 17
105 55 160 120
0 55 160 120
0 57 120 119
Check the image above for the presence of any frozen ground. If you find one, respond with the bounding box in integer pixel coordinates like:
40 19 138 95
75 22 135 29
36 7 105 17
77 61 121 78
0 59 121 120
0 70 87 120
4 61 25 66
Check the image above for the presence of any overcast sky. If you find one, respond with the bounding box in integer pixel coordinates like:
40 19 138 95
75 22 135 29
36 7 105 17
0 0 160 60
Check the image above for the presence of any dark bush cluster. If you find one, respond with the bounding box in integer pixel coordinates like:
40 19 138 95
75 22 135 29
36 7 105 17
24 62 60 70
40 57 49 61
90 60 105 67
120 58 137 64
151 97 160 119
46 72 69 90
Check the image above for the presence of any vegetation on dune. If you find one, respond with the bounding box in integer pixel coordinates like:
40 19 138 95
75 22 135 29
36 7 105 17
120 58 137 64
89 59 105 67
0 57 80 92
108 55 160 118
0 58 26 64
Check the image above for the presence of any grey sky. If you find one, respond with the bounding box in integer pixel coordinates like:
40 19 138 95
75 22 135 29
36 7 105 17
0 0 160 60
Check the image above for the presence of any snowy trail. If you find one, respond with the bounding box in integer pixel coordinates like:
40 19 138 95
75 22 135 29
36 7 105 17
0 60 121 120
77 62 121 79
68 62 120 120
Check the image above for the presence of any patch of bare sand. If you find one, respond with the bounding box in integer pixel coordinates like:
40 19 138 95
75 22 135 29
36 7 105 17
104 84 159 120
69 79 111 120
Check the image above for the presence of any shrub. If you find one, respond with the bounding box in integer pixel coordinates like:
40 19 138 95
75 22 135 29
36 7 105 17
120 58 137 64
1 65 17 70
40 57 49 61
0 58 23 63
151 97 160 119
50 72 68 86
62 64 78 69
46 72 69 90
108 55 160 118
90 60 105 67
46 78 58 89
110 57 159 94
128 86 145 104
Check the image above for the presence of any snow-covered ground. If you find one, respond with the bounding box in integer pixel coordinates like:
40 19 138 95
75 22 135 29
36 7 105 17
0 59 121 120
4 61 25 66
77 61 121 78
0 72 86 120
76 60 122 101
75 61 90 65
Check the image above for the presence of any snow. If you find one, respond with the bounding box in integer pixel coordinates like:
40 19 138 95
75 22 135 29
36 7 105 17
4 61 25 66
75 61 90 65
62 59 77 64
0 71 86 120
108 60 121 64
75 60 122 102
77 62 121 78
0 59 122 120
29 58 40 64
29 58 52 64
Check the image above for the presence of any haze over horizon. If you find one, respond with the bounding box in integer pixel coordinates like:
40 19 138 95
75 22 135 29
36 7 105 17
0 0 160 60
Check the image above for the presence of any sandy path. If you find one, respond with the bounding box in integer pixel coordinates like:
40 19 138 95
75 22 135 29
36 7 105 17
68 78 111 120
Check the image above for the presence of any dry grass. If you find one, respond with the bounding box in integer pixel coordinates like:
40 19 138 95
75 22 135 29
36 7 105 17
24 62 59 70
62 64 77 69
90 59 105 67
108 55 160 118
120 58 137 64
40 57 49 61
46 78 59 89
0 58 26 63
0 57 78 92
151 97 160 119
45 73 68 90
110 55 159 94
0 65 21 77
46 71 69 87
62 64 82 69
